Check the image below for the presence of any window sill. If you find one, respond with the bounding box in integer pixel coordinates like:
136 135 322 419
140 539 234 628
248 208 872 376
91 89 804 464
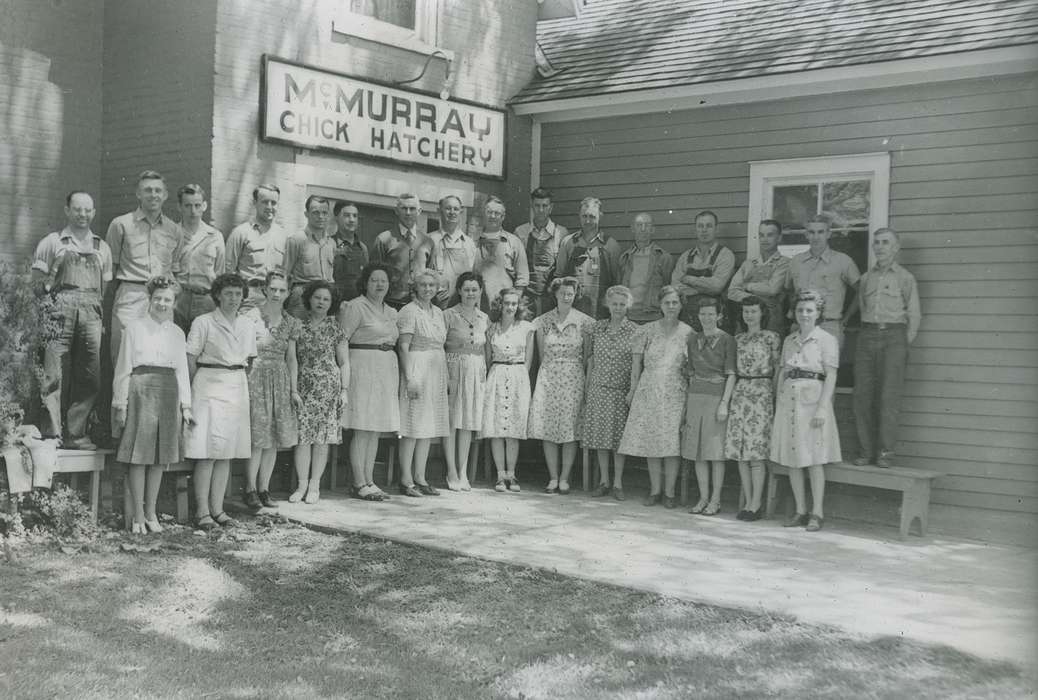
331 13 453 61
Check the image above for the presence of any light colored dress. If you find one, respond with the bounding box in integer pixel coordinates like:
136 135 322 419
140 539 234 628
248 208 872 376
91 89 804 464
295 317 345 445
246 309 301 450
184 310 257 460
444 306 489 431
725 330 781 461
581 319 637 451
397 301 450 439
770 327 842 468
527 308 594 443
680 330 736 461
481 320 534 439
618 321 692 457
340 296 400 433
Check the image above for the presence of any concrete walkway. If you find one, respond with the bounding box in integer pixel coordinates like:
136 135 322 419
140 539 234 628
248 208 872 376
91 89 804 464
276 485 1037 671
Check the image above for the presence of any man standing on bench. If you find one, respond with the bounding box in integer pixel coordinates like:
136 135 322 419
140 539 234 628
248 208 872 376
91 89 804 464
853 228 921 468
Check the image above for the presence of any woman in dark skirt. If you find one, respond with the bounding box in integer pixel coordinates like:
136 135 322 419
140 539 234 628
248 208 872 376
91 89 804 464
112 275 194 534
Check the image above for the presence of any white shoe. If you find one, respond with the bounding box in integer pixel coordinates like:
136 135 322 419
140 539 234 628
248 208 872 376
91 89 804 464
446 479 461 492
304 487 320 504
459 477 472 492
288 482 308 503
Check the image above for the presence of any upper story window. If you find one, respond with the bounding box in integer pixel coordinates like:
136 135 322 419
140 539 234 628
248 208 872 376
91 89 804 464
334 0 448 58
351 0 417 30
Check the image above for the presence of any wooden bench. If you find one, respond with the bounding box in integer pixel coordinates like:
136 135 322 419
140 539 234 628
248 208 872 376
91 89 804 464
766 461 943 538
55 448 112 521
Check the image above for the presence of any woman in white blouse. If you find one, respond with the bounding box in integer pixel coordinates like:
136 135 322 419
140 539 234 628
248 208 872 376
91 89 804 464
112 275 193 534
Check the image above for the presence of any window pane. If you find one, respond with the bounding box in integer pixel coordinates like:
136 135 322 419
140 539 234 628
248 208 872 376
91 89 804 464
773 184 818 255
822 180 870 274
351 0 417 29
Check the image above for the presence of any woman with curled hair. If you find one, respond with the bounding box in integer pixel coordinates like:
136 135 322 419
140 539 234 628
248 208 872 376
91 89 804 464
481 288 535 490
528 276 593 494
395 269 450 497
770 289 841 532
582 285 638 500
443 271 489 491
242 270 301 510
618 285 692 506
339 263 399 502
185 273 257 529
725 296 781 521
291 280 348 504
113 275 193 534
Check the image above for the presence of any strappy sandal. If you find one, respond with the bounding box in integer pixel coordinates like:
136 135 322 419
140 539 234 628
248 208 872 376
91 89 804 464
703 501 721 516
212 512 237 528
195 515 217 531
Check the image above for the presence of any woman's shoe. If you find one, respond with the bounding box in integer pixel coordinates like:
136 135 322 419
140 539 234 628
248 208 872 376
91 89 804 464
288 480 308 503
400 484 422 498
446 479 461 492
642 492 662 507
688 500 707 515
544 479 558 494
591 483 611 498
130 521 146 534
558 480 571 495
459 477 472 492
736 509 750 521
495 479 507 492
144 519 164 534
258 491 277 508
508 479 521 493
806 514 825 532
304 487 320 504
703 501 721 516
195 515 217 531
663 495 677 509
213 512 237 528
243 490 262 510
612 487 625 501
415 482 440 496
783 512 810 528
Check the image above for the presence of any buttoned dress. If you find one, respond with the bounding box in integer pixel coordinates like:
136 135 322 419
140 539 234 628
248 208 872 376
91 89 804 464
480 320 534 439
340 296 400 433
397 302 450 439
246 309 301 450
527 309 593 444
725 330 781 461
184 311 257 459
444 306 489 431
581 319 638 450
680 331 736 461
770 327 842 468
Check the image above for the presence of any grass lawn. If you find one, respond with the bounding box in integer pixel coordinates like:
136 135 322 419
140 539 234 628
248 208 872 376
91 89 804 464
0 517 1030 699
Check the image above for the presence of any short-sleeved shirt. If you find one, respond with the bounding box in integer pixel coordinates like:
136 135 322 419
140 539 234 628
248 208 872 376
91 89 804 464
782 326 839 374
186 310 258 365
32 228 113 291
788 248 860 320
430 229 477 293
340 295 400 346
176 222 225 291
331 235 369 301
474 231 530 301
106 208 184 282
859 262 921 326
444 306 489 354
397 302 447 349
487 320 534 364
225 220 288 281
371 225 435 305
687 330 736 382
283 229 335 284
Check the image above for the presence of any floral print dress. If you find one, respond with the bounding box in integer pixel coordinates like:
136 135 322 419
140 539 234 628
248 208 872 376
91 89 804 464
296 317 345 445
247 309 301 450
581 319 637 450
724 330 781 461
527 308 594 443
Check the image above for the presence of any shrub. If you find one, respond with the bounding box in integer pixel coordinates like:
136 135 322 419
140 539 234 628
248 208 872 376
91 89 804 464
19 484 100 541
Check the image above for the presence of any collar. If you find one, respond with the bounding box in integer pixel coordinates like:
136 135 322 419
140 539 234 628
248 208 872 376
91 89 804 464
529 219 556 236
58 227 99 243
696 329 724 349
304 227 328 243
397 223 416 240
805 247 833 263
550 307 583 330
143 313 175 331
624 241 664 257
690 243 717 260
757 250 783 265
439 227 466 244
183 221 218 238
335 233 361 247
792 325 825 347
249 218 277 233
480 232 508 243
133 208 165 226
871 260 901 274
577 231 605 247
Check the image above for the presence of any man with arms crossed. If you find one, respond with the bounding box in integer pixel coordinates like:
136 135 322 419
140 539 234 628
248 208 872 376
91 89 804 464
727 218 790 336
174 184 225 332
853 228 921 468
671 210 735 330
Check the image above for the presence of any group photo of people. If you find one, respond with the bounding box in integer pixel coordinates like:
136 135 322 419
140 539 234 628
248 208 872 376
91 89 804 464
34 171 921 535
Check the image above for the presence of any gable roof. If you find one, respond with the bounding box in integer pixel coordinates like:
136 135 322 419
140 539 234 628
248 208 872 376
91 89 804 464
511 0 1038 106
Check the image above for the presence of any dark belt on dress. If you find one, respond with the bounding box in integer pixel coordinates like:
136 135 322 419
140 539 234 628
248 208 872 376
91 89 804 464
349 343 395 352
492 360 524 365
737 374 772 380
132 365 175 375
196 362 246 370
861 321 905 330
118 279 147 285
785 368 825 381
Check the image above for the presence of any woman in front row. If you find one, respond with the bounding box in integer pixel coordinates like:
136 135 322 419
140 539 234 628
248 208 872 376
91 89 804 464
618 286 691 506
682 297 736 516
770 289 841 532
186 273 257 530
527 277 593 494
112 275 193 534
725 296 781 521
481 288 535 491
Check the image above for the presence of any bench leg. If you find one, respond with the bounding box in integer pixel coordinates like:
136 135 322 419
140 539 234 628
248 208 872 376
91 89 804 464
89 470 100 522
176 474 190 523
122 476 133 531
900 480 932 538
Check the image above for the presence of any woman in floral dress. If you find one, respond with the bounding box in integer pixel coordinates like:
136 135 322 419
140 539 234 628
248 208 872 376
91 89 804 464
443 272 489 491
481 288 535 491
243 271 301 510
618 286 692 506
292 281 348 505
582 286 638 500
528 277 594 494
725 296 781 522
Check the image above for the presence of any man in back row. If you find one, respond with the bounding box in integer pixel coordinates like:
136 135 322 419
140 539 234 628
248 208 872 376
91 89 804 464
225 183 288 307
671 210 735 330
372 193 435 310
283 195 335 318
174 184 225 332
515 187 568 316
728 218 789 335
618 212 673 323
787 214 860 347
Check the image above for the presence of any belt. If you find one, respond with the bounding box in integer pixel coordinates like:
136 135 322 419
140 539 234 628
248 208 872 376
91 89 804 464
492 360 524 365
861 321 905 330
785 368 826 381
196 362 246 370
691 375 726 384
349 343 395 352
53 285 101 293
132 365 175 375
118 279 147 285
737 374 772 380
446 346 484 356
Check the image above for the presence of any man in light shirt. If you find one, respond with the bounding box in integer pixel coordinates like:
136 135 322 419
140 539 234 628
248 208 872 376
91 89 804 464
371 193 435 310
473 196 528 306
727 219 789 335
283 195 335 318
514 187 569 316
671 210 735 331
853 228 921 468
618 212 674 323
430 194 476 308
174 184 225 332
225 183 288 307
106 170 184 361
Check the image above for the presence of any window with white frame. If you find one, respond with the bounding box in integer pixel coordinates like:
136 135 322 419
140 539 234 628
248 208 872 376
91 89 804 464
333 0 444 56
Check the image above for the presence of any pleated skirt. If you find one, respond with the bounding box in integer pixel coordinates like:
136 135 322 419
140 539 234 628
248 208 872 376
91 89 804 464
117 369 182 466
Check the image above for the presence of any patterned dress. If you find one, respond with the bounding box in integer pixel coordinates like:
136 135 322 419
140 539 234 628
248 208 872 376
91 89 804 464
481 320 534 439
246 309 301 450
444 306 489 431
528 308 594 443
618 321 692 457
581 318 637 450
296 317 345 445
397 302 449 439
725 330 781 461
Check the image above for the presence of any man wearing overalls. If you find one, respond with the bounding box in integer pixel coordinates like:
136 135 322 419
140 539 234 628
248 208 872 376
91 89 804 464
31 191 113 450
671 210 735 331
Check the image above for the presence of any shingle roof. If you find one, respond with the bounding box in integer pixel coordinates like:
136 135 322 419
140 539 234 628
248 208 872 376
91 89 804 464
512 0 1038 105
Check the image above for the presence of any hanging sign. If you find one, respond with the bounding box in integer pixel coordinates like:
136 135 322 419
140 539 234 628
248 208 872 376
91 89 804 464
261 56 506 179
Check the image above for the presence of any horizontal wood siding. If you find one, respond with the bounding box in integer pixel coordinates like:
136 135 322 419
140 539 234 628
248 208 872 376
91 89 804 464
539 72 1038 543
